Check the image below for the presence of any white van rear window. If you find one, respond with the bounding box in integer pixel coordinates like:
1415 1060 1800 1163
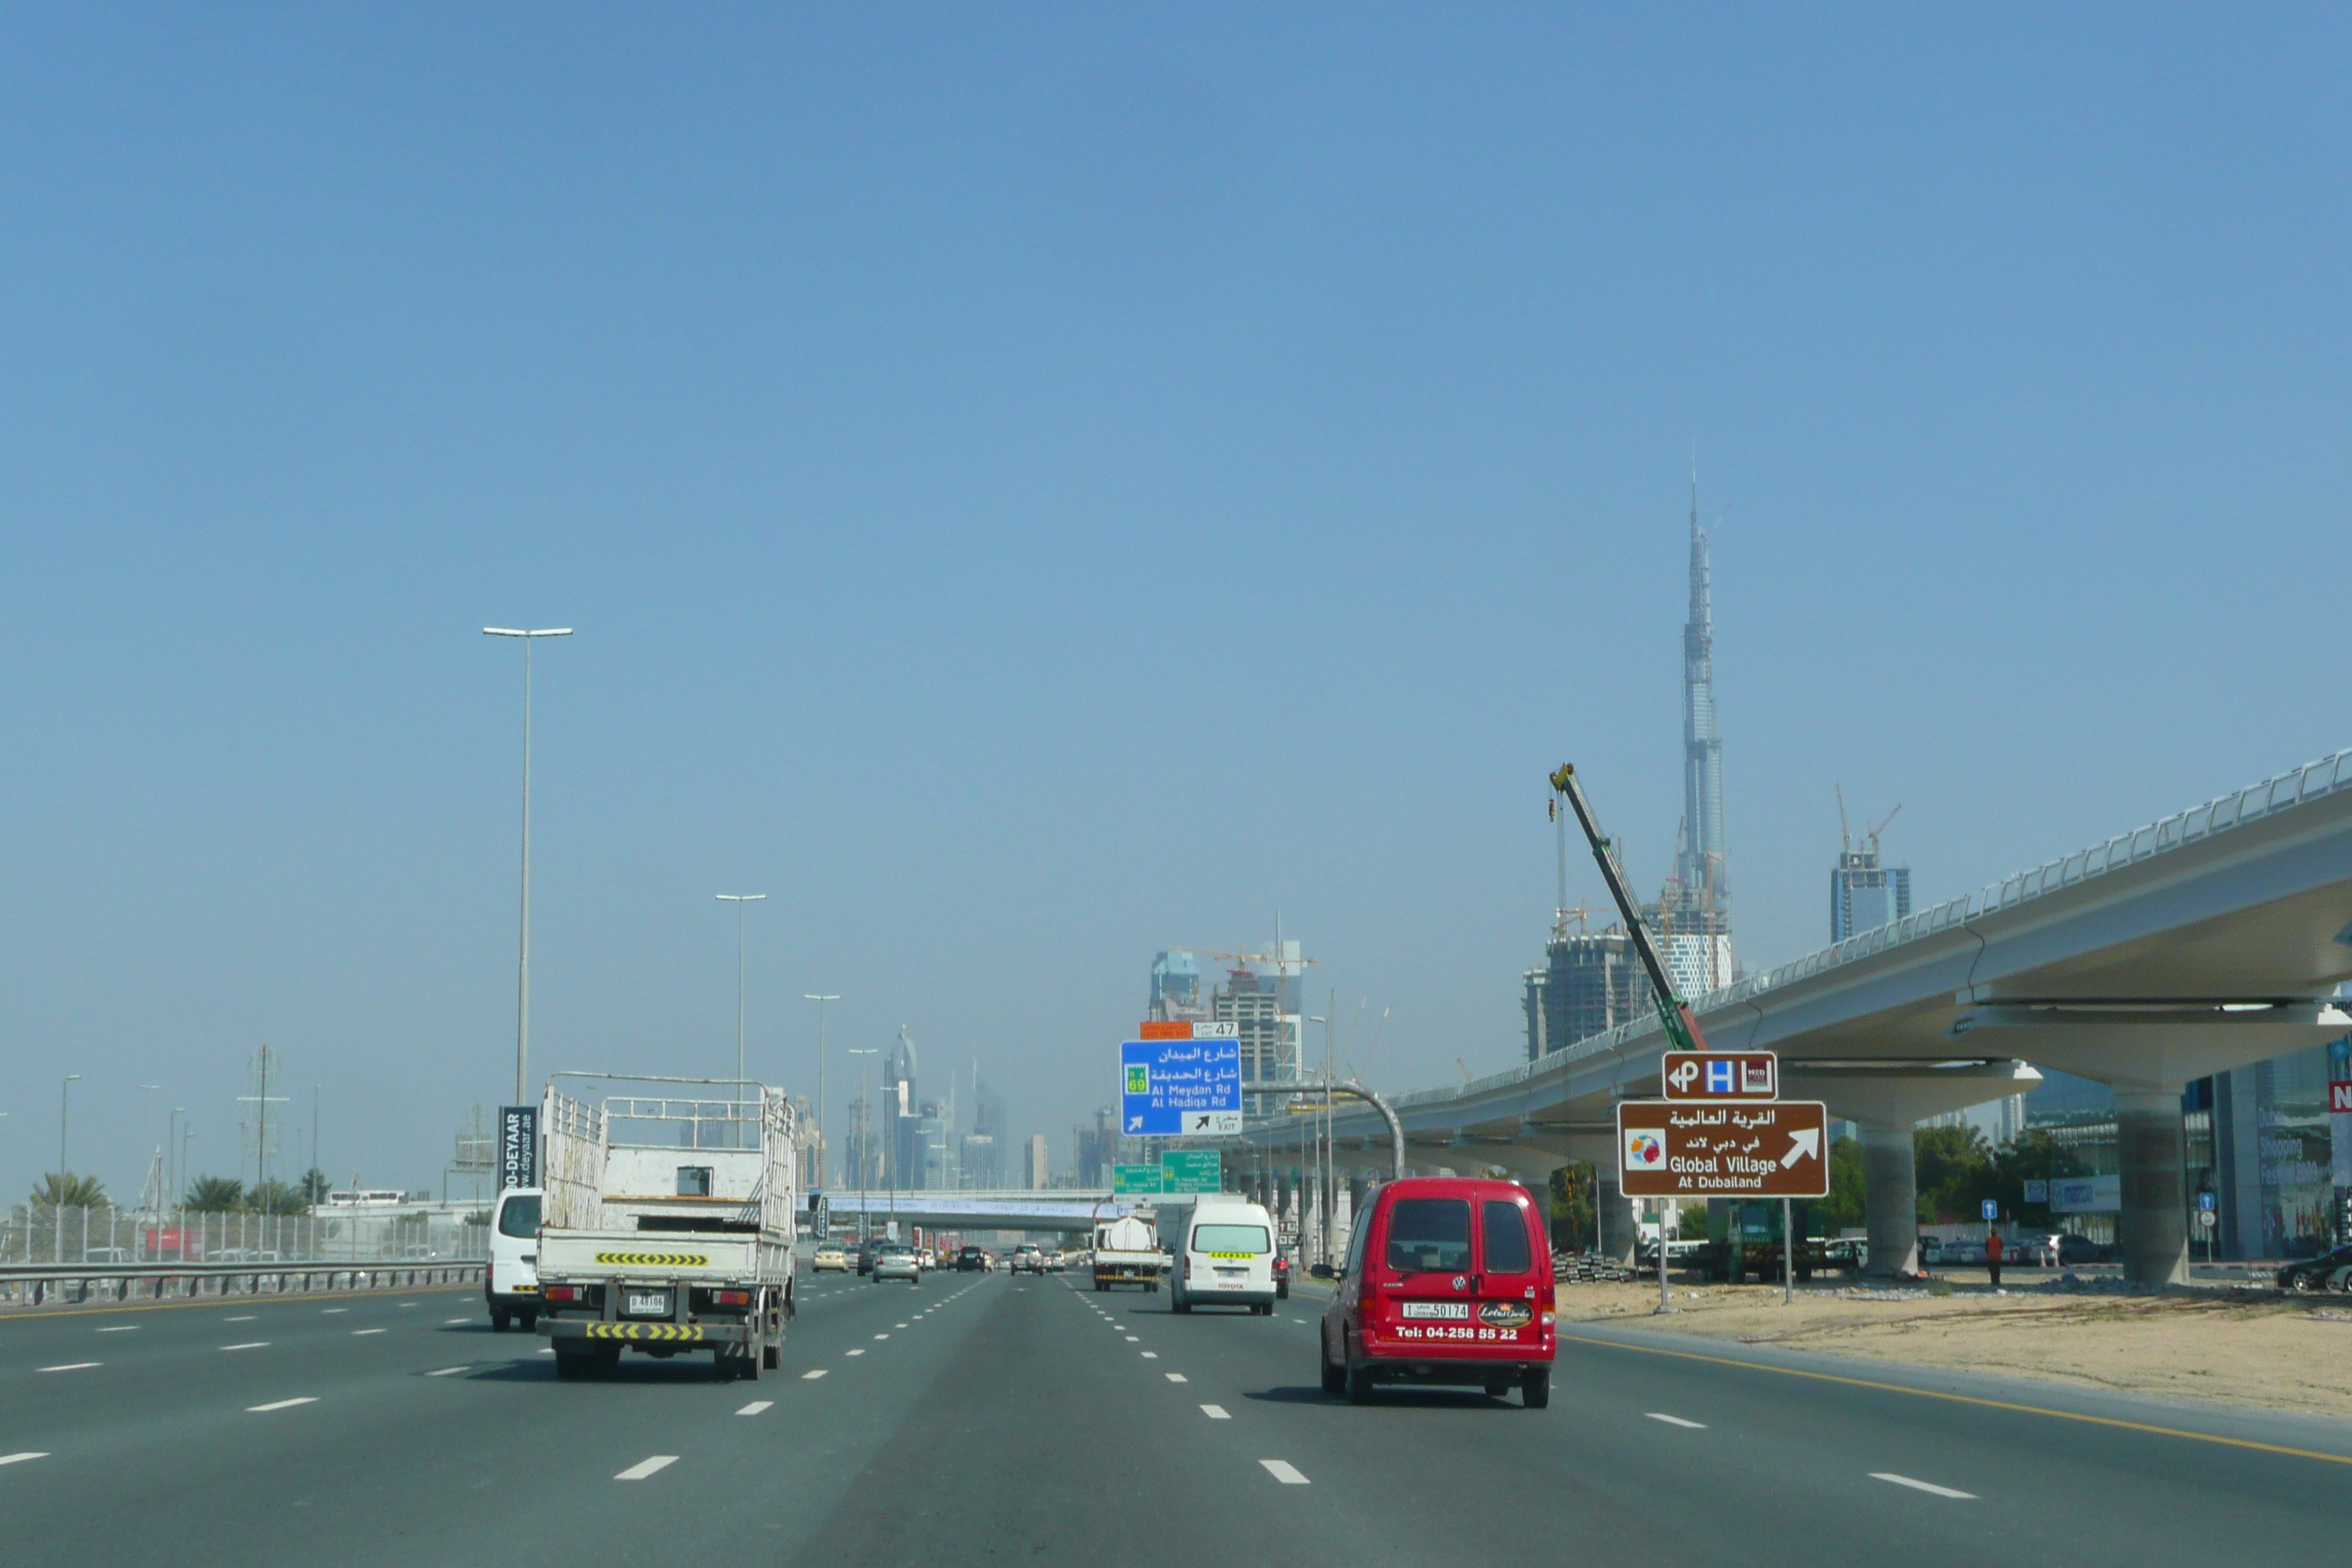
497 1194 540 1239
1193 1224 1269 1255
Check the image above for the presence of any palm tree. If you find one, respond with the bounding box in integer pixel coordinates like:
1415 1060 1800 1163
31 1172 106 1208
249 1178 309 1216
184 1175 246 1213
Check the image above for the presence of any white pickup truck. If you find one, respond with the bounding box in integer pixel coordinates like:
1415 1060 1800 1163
532 1074 798 1382
1091 1214 1163 1292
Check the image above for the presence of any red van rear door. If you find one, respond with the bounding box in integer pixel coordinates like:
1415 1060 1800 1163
1472 1193 1548 1354
1371 1194 1478 1348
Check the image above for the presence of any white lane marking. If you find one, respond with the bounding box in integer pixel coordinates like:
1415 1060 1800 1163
872 1333 889 1341
1871 1473 1977 1500
845 1349 866 1357
1646 1413 1707 1429
219 1342 270 1352
247 1398 318 1412
896 1322 908 1328
1201 1403 1232 1419
397 1302 419 1308
427 1366 470 1376
614 1455 677 1481
0 1452 48 1466
537 1348 555 1355
1124 1335 1139 1342
37 1362 101 1373
225 1316 256 1322
95 1326 139 1333
802 1369 828 1379
1260 1459 1310 1485
1165 1373 1188 1382
446 1316 472 1324
351 1329 386 1337
1142 1352 1159 1359
736 1401 772 1416
322 1308 347 1315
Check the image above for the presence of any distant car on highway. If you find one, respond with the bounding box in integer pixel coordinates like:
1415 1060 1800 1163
83 1248 134 1265
957 1244 987 1273
871 1243 920 1285
2274 1244 2352 1293
856 1243 878 1275
1047 1248 1066 1271
1011 1243 1045 1274
812 1243 849 1273
485 1186 542 1333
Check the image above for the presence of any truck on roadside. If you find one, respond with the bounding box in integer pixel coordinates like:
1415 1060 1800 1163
1091 1213 1163 1292
532 1074 799 1382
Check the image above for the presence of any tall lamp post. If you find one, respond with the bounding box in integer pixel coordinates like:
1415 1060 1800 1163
803 994 840 1189
715 894 767 1093
483 625 573 1106
847 1047 877 1243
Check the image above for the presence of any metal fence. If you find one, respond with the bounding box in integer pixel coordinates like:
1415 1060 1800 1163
0 1204 488 1267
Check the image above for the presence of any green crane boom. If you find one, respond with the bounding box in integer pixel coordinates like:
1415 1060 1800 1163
1547 764 1713 1056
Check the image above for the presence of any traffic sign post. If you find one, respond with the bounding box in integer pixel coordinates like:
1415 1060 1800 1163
1616 1099 1830 1199
1120 1038 1242 1137
1661 1051 1779 1101
1981 1198 1999 1222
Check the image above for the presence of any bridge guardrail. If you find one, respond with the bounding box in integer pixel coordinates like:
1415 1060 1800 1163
0 1260 485 1311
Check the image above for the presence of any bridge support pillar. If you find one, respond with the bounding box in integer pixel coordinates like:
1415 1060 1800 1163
1594 1166 1637 1264
1860 1120 1920 1278
2116 1083 2190 1287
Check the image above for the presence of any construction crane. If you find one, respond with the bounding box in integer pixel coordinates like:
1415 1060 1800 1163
1836 785 1901 859
1548 764 1712 1055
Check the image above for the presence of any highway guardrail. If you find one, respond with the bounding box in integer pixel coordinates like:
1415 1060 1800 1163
0 1260 485 1311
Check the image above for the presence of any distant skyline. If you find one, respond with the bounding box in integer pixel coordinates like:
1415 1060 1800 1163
4 9 2349 1200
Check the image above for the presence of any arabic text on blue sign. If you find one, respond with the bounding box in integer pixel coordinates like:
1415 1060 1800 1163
1120 1039 1242 1135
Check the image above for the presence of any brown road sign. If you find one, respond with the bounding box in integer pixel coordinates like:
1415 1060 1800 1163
1616 1099 1829 1199
1660 1050 1778 1101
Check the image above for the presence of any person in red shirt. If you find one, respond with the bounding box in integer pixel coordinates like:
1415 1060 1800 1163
1985 1226 2005 1289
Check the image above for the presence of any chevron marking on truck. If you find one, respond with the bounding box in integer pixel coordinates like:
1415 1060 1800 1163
592 1253 710 1267
584 1323 707 1342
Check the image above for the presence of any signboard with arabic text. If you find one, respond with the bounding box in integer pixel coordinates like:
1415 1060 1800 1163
1120 1038 1243 1137
1616 1099 1828 1199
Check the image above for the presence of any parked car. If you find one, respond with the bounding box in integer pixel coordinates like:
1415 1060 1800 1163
2274 1244 2352 1293
1314 1175 1556 1408
812 1243 850 1273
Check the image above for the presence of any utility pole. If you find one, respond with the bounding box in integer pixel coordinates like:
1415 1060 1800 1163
483 625 573 1105
715 894 767 1090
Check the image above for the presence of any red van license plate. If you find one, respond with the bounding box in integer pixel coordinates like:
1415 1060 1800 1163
1398 1301 1469 1320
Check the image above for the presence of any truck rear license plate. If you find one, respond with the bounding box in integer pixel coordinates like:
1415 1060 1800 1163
627 1293 669 1316
1399 1301 1469 1320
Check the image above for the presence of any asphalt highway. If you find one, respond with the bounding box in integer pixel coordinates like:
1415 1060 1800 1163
4 1269 2349 1565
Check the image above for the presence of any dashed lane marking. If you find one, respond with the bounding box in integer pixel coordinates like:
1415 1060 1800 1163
95 1326 138 1333
1124 1335 1139 1342
220 1343 270 1352
397 1302 419 1308
1202 1404 1231 1419
1646 1413 1707 1429
802 1370 829 1379
426 1367 470 1376
1871 1474 1975 1500
323 1308 347 1315
1142 1352 1158 1359
352 1329 386 1337
0 1454 48 1467
873 1334 889 1341
247 1398 317 1413
445 1317 472 1324
737 1401 773 1416
614 1455 677 1481
1260 1460 1309 1485
845 1349 866 1357
225 1316 256 1322
37 1362 100 1373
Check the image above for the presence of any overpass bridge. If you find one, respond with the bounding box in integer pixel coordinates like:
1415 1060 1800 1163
1229 745 2352 1285
821 1190 1134 1236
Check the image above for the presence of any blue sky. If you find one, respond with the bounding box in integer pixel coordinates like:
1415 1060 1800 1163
3 7 2347 1199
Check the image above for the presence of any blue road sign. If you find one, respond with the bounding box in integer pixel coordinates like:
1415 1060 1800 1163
1120 1038 1243 1137
1980 1198 1998 1221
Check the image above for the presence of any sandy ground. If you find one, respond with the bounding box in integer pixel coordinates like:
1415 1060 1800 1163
1559 1273 2352 1420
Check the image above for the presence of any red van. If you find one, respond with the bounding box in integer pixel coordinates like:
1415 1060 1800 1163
1315 1176 1555 1407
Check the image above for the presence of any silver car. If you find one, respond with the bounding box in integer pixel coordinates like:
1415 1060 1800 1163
871 1243 920 1285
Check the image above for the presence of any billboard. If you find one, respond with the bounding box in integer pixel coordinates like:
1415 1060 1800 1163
1616 1099 1829 1199
499 1105 538 1191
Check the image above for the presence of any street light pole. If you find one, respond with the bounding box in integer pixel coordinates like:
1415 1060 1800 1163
483 626 573 1107
715 894 767 1091
804 995 840 1189
848 1048 878 1243
56 1074 80 1261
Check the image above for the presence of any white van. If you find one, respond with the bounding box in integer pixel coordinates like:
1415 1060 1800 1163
1166 1199 1278 1316
485 1186 543 1333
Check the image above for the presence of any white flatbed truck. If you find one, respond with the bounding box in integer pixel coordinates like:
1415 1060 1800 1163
532 1074 798 1382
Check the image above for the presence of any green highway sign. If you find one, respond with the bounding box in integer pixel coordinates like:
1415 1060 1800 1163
1160 1150 1221 1194
1112 1164 1161 1196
